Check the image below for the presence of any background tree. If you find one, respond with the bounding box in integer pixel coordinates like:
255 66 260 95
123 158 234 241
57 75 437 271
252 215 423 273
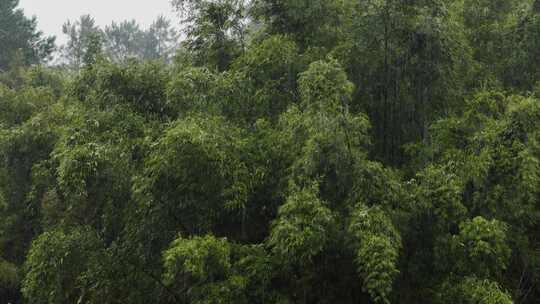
103 17 179 63
0 0 55 71
59 15 102 69
142 16 179 62
103 20 145 63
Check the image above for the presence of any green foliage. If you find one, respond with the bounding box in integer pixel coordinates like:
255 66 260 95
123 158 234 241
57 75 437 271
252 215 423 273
0 85 55 127
253 0 348 48
73 59 172 117
0 2 539 304
172 0 248 71
231 34 300 121
0 258 19 303
163 235 231 284
416 91 539 303
53 141 129 228
450 217 511 278
504 10 540 89
0 97 59 265
414 165 467 231
279 59 372 205
129 113 252 276
298 58 354 113
348 205 401 304
0 0 55 70
60 15 102 69
166 66 220 115
438 277 514 304
0 259 18 290
21 228 103 304
163 235 249 304
269 183 336 264
339 0 473 165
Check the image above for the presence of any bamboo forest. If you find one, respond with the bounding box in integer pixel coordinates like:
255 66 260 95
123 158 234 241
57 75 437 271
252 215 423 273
0 0 539 303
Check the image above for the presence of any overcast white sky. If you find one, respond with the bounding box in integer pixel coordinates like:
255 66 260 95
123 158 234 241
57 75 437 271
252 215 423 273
19 0 178 44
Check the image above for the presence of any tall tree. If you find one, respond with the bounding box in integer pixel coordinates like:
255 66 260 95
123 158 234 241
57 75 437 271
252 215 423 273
252 0 349 49
0 0 55 70
503 1 540 89
103 20 145 63
59 15 102 69
340 0 472 166
142 16 179 62
172 0 249 71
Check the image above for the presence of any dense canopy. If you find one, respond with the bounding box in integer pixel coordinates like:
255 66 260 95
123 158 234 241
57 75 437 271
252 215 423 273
0 1 539 304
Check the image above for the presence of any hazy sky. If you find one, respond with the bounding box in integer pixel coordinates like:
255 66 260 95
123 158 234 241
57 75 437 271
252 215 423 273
19 0 178 44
